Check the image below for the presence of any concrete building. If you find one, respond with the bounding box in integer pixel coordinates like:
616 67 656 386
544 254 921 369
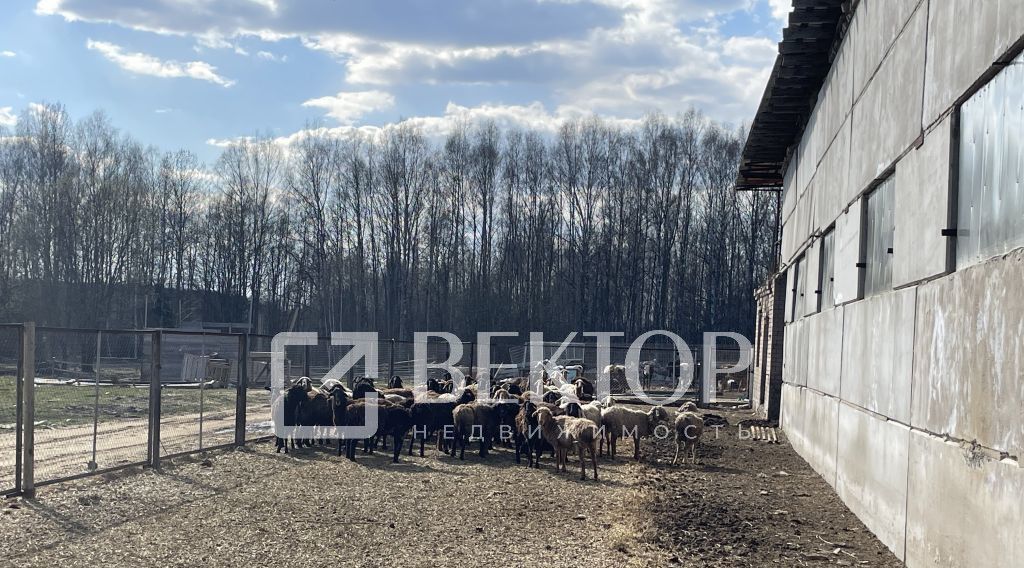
738 1 1024 565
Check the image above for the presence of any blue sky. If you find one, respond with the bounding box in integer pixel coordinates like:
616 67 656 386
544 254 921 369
0 0 788 162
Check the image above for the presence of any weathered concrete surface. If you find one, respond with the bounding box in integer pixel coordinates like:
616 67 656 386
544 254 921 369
796 113 819 199
836 403 910 560
803 237 821 317
851 0 925 99
781 383 802 452
923 0 1024 126
813 118 852 231
794 189 816 256
905 429 1024 567
799 387 840 488
912 248 1024 458
805 306 844 397
840 287 917 423
850 4 926 197
893 115 953 288
813 37 855 167
834 200 863 305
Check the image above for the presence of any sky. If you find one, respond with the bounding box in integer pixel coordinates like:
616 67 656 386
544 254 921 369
0 0 789 162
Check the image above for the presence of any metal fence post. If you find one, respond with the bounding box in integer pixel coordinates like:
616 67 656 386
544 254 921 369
388 338 395 381
88 330 102 471
22 322 35 498
147 330 162 469
14 325 24 494
303 344 311 377
235 334 248 446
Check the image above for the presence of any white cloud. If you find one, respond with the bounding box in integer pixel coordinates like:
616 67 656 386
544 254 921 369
0 107 16 127
86 39 236 87
0 50 16 58
207 100 645 151
301 90 395 124
155 108 173 114
722 36 777 64
767 0 790 22
256 50 286 62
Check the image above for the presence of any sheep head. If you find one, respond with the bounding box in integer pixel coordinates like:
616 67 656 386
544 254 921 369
648 406 669 424
533 406 555 426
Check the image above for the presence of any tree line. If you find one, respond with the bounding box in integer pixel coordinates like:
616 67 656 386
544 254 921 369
0 103 779 342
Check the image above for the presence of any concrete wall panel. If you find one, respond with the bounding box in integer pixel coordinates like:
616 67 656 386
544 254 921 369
797 112 820 198
836 403 910 560
840 287 917 423
813 118 852 231
781 383 804 451
912 248 1024 458
815 38 855 166
851 0 925 99
800 388 839 488
923 0 1024 126
893 115 953 287
834 200 863 305
850 5 926 197
806 306 844 397
905 430 1024 567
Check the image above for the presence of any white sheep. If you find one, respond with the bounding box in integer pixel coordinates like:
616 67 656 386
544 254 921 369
673 403 704 465
600 405 669 460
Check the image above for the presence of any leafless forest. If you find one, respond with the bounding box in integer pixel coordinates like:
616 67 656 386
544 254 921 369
0 103 777 340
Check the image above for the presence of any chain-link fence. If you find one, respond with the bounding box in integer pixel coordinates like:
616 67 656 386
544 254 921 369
158 331 242 458
5 325 751 494
0 325 22 495
31 328 153 485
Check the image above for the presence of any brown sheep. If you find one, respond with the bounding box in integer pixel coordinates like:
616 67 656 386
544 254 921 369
534 406 599 480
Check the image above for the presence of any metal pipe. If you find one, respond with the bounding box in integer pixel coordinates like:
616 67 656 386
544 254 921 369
22 322 35 498
89 331 101 471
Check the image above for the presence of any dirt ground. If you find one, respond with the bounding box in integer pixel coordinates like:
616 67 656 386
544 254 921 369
0 407 901 567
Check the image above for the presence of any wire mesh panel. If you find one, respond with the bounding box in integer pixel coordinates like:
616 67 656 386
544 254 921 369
0 325 21 494
159 331 240 456
244 335 274 441
32 328 151 484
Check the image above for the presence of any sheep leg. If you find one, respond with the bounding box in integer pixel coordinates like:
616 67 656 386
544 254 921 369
590 443 598 480
578 446 587 480
672 440 680 465
392 434 402 463
633 436 641 461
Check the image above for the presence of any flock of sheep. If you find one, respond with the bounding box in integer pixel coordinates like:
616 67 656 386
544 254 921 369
274 372 706 480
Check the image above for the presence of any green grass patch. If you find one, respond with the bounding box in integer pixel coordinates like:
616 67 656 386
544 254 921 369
0 376 237 428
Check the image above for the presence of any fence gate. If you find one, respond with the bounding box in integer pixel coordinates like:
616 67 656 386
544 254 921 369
29 328 153 486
